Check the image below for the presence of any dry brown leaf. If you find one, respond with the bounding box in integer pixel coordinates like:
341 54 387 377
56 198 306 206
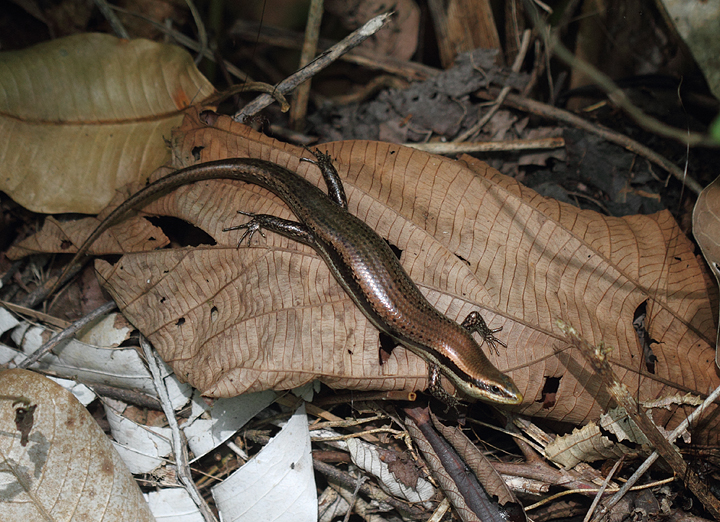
14 108 719 443
0 33 214 214
0 369 155 521
9 196 173 259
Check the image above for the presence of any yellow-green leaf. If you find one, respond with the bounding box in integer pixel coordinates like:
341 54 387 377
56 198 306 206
0 33 215 213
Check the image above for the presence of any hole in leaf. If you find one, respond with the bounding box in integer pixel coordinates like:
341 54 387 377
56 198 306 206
118 330 140 348
14 403 36 447
199 110 218 126
455 253 470 266
385 240 402 260
633 300 657 374
540 376 560 409
378 332 396 365
146 216 216 248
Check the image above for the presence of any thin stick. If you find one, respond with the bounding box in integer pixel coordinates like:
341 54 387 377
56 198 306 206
313 459 426 517
235 12 394 120
93 0 129 39
454 29 532 142
493 91 704 194
549 33 716 148
557 320 720 520
110 5 255 83
593 382 720 522
406 136 564 154
17 301 117 369
183 0 208 65
523 0 717 149
230 18 439 82
583 457 623 522
141 336 217 522
290 0 325 130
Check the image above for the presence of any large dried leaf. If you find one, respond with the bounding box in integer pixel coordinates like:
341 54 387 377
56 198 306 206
0 33 215 214
15 109 719 442
0 369 155 521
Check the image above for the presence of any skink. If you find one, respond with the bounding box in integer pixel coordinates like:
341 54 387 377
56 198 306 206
52 153 522 405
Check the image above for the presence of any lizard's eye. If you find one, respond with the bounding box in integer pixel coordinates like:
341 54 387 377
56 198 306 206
490 385 501 395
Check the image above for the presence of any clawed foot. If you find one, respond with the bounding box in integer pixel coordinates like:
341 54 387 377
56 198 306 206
428 365 462 413
300 148 346 209
223 210 266 247
300 147 334 170
461 311 506 356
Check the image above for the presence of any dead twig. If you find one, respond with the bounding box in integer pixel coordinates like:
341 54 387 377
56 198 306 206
486 90 703 194
556 320 720 520
236 13 395 120
523 0 718 149
109 5 256 84
290 0 325 130
141 335 217 522
17 300 117 369
454 29 532 143
406 137 564 154
230 19 439 83
313 459 426 518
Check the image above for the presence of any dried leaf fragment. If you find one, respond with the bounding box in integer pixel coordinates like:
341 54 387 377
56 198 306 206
545 421 630 469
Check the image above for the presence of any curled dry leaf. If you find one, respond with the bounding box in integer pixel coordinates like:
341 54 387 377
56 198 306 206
0 369 154 521
545 421 630 469
14 108 719 442
0 33 214 214
431 413 522 513
404 408 488 522
692 175 720 364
